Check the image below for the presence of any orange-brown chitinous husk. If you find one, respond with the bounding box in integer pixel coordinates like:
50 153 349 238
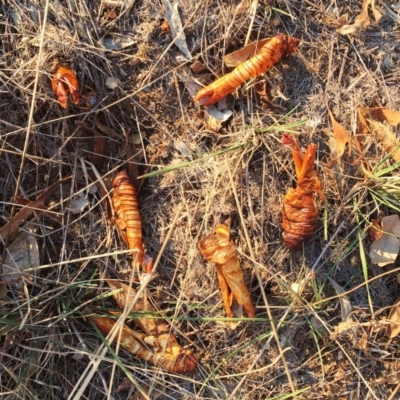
194 34 300 106
112 171 153 272
90 316 196 374
198 224 255 318
105 279 197 373
51 65 80 108
282 137 325 251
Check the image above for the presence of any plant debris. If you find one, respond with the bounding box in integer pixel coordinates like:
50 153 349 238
369 215 400 267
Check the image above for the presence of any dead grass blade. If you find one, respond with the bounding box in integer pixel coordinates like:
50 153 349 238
138 144 245 179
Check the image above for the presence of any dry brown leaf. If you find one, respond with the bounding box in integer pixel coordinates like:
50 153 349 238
223 38 271 67
0 177 70 297
357 107 400 163
386 295 400 338
368 219 383 243
337 0 382 35
367 107 400 126
369 215 400 267
90 129 108 169
190 61 205 73
367 119 400 162
323 95 351 163
0 176 71 242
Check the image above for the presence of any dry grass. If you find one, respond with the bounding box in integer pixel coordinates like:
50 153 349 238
1 0 400 399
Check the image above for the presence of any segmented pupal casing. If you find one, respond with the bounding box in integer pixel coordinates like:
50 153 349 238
112 171 145 265
282 143 324 251
194 34 300 106
51 65 80 108
198 224 256 318
91 317 197 373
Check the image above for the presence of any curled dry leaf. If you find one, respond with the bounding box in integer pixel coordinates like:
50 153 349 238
190 60 205 73
337 0 382 35
0 176 71 242
89 129 108 169
369 215 400 267
3 228 40 289
323 95 351 164
223 38 272 68
194 34 300 106
281 135 326 252
112 171 153 272
162 0 192 60
200 106 233 133
368 219 382 243
51 65 80 108
198 224 256 318
386 295 400 339
358 107 400 162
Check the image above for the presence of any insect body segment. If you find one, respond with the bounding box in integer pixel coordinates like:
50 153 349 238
194 34 300 106
91 316 196 373
112 171 153 272
51 65 80 108
282 137 325 252
199 224 256 318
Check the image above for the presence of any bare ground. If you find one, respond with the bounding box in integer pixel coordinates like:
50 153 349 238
1 0 400 399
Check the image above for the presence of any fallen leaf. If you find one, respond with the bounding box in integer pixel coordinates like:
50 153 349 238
190 60 205 73
90 129 108 169
102 35 136 51
174 141 192 158
162 0 192 60
309 315 329 337
337 0 382 35
366 107 400 126
177 74 202 99
358 107 400 163
386 295 400 338
368 219 383 243
3 228 40 289
329 278 352 321
201 106 232 133
369 215 400 266
67 193 90 214
0 176 71 242
223 38 271 67
323 95 351 163
366 119 400 162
